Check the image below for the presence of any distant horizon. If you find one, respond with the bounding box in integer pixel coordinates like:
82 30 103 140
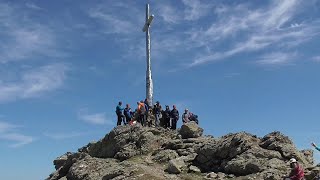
0 0 319 179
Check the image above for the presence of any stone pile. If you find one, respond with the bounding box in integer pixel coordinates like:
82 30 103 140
47 122 319 180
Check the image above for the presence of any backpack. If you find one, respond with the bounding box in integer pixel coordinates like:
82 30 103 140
139 104 146 115
116 106 122 115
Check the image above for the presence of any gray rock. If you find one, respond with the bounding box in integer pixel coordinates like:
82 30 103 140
260 131 313 166
179 122 203 139
67 156 124 180
189 165 201 173
47 152 88 180
167 158 187 174
152 149 179 163
47 124 317 180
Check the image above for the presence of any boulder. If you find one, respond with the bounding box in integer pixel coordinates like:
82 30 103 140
47 152 87 180
167 158 187 174
179 122 203 139
67 156 124 180
189 165 201 173
260 131 313 166
88 124 177 160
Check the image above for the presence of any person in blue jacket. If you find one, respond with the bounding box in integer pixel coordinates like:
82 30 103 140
115 101 125 126
123 104 132 125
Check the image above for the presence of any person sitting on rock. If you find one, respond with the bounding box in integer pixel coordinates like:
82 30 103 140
170 105 179 130
182 109 191 124
115 101 125 126
162 105 171 128
123 104 132 125
189 112 199 124
311 142 320 151
283 158 305 180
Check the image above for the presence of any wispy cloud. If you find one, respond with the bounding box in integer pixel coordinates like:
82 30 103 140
44 131 87 140
0 2 65 63
0 63 69 102
312 56 320 62
183 0 320 68
182 0 212 21
0 121 34 148
256 52 297 65
88 2 142 35
78 108 113 125
25 2 44 11
155 3 183 24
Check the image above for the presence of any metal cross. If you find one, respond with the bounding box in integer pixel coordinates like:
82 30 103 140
142 3 154 106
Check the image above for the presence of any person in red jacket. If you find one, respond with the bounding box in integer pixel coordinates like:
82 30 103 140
283 158 305 180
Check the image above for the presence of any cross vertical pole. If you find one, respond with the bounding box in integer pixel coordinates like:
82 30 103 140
145 3 153 106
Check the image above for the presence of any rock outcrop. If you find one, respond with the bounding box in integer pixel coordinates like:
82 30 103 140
47 122 319 180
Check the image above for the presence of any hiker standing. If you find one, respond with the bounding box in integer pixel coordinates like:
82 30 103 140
282 158 305 180
182 109 191 124
123 104 132 125
170 105 179 130
162 105 171 128
137 101 147 126
115 101 125 126
153 101 162 127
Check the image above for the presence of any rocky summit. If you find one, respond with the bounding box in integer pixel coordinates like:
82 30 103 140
47 122 320 180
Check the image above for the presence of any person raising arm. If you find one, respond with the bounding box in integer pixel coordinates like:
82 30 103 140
311 142 320 151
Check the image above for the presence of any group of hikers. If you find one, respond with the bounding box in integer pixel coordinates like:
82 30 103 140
115 100 199 130
116 100 320 180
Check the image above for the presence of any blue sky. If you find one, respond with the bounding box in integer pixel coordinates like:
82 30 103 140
0 0 319 179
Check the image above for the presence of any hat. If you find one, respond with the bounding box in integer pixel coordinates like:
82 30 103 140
289 158 297 164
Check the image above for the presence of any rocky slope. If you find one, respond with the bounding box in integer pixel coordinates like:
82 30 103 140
47 122 320 180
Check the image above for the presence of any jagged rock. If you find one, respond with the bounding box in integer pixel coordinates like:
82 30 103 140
53 152 72 170
189 165 201 173
152 149 179 162
47 124 317 180
167 158 187 174
179 122 203 138
88 124 176 160
260 131 313 166
223 154 264 175
47 152 88 180
67 156 124 180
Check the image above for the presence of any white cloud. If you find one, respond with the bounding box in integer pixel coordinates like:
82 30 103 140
0 121 16 133
78 109 113 125
184 0 319 68
0 2 66 63
264 0 299 29
156 3 182 24
25 3 43 11
0 121 34 148
0 133 34 148
0 63 68 102
88 2 142 35
256 52 297 65
44 131 87 140
182 0 212 21
312 56 320 62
